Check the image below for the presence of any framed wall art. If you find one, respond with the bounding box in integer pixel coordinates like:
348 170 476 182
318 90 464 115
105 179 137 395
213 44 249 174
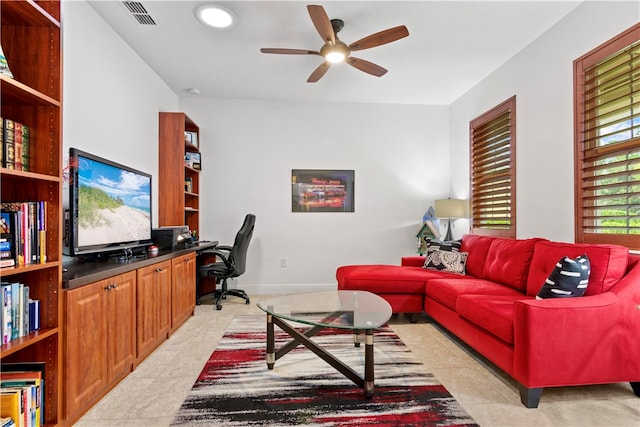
291 169 355 213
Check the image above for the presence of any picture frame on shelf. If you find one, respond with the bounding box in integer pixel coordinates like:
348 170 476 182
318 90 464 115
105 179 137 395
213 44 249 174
185 151 201 170
184 131 198 149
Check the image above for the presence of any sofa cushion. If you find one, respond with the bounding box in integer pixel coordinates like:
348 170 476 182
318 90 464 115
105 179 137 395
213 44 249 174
526 241 629 297
536 255 591 299
482 238 541 292
457 295 527 345
460 234 494 278
336 265 465 294
425 277 524 311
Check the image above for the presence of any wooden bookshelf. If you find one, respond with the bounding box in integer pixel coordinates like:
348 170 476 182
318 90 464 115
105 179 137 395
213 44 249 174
0 0 63 425
158 112 200 234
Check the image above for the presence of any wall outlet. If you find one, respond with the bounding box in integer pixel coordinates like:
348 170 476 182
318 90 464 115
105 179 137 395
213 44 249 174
280 258 287 268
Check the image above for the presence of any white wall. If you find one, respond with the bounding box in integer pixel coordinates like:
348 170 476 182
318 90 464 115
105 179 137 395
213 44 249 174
180 98 450 293
61 1 451 292
449 1 640 243
62 1 179 228
63 1 636 293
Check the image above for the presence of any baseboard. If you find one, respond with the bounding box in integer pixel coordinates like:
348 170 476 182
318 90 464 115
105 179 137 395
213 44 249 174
227 282 336 295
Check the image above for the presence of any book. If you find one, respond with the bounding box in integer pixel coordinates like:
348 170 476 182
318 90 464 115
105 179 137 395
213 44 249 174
0 389 23 427
13 122 22 171
1 284 11 344
1 371 42 427
1 364 45 426
3 118 15 170
0 117 3 167
0 43 13 79
27 300 39 332
20 124 29 172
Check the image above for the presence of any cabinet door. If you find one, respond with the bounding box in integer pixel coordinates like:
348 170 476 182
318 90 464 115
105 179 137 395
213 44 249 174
156 262 172 340
106 271 136 383
65 280 109 419
171 253 196 330
136 260 171 362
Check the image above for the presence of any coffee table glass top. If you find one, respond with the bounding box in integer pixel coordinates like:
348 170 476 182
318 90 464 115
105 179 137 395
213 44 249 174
257 290 392 330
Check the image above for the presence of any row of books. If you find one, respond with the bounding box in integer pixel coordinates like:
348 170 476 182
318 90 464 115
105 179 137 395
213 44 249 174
0 363 45 427
0 202 47 268
1 118 30 172
1 282 40 346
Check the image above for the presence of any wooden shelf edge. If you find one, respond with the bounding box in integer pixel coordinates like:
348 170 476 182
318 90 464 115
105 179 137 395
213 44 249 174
0 260 62 277
0 327 58 357
0 75 61 107
184 191 199 197
2 0 61 27
1 167 62 183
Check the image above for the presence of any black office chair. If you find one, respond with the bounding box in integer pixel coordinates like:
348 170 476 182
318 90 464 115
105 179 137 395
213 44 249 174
197 214 255 310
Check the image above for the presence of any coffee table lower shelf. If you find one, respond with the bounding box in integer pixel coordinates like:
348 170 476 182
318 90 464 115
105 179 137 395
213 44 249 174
265 313 376 398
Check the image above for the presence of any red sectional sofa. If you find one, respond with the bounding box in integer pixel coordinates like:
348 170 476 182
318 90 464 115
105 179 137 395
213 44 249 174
336 234 640 408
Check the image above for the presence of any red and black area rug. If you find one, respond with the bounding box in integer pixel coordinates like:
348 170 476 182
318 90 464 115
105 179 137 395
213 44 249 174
171 316 478 426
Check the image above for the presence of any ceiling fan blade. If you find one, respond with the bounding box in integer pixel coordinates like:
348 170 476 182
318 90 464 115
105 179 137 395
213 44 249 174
307 62 330 83
349 25 409 51
260 48 320 55
346 57 388 77
307 5 335 44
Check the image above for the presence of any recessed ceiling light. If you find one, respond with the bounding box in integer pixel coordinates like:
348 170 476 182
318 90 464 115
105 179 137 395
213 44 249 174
196 4 236 28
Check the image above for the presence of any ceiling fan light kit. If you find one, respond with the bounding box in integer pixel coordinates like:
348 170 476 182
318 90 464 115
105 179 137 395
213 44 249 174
260 4 409 82
196 4 236 28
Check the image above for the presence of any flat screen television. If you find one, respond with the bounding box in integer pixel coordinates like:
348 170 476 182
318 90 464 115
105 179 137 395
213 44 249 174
64 148 152 258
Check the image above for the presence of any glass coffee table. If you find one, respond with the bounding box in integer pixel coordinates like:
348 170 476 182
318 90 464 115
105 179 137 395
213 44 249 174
257 290 392 397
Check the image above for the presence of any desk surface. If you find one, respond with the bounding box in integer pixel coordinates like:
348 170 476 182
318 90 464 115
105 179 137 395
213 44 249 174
63 241 218 290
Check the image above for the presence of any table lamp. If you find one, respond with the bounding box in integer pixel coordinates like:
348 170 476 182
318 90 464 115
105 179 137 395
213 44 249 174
434 198 468 241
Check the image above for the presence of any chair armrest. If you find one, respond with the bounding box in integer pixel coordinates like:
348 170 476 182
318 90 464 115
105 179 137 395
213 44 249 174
199 248 233 270
401 256 425 267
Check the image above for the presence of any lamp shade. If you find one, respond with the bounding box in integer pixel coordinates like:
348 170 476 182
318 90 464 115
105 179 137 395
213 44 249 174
434 199 468 219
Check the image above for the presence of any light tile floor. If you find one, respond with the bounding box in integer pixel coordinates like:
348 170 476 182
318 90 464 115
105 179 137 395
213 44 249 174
76 294 640 426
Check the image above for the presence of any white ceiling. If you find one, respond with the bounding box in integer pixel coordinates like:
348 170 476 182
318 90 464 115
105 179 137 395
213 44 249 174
88 1 582 105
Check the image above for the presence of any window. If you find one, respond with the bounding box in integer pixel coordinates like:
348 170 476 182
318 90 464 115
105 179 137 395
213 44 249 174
574 23 640 250
469 96 516 238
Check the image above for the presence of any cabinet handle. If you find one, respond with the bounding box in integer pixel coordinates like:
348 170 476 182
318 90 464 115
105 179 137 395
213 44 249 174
155 268 164 273
104 283 117 291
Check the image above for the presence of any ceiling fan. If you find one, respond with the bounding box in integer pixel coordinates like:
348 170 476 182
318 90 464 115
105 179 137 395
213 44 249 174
260 5 409 83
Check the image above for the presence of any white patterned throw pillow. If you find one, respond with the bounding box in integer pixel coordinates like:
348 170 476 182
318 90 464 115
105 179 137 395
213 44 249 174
423 248 468 275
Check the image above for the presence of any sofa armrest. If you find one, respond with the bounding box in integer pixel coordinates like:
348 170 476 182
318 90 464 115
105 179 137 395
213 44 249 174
401 256 425 267
512 291 640 387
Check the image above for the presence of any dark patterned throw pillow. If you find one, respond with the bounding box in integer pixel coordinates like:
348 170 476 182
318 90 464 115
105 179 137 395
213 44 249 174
536 254 590 299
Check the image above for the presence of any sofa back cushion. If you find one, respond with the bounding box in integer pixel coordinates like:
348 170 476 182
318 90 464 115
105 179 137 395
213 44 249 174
460 234 494 278
482 238 541 292
526 241 629 297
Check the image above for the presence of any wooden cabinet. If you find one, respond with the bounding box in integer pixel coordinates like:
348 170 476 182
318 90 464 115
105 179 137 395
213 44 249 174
62 245 207 424
64 271 136 422
171 253 196 331
158 112 200 234
136 260 172 362
0 1 63 424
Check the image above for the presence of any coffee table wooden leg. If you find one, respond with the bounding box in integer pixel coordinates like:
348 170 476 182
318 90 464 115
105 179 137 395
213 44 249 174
364 329 374 398
266 313 275 369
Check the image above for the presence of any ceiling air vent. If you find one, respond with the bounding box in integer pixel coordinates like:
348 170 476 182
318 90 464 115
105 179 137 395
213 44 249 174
122 1 157 26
